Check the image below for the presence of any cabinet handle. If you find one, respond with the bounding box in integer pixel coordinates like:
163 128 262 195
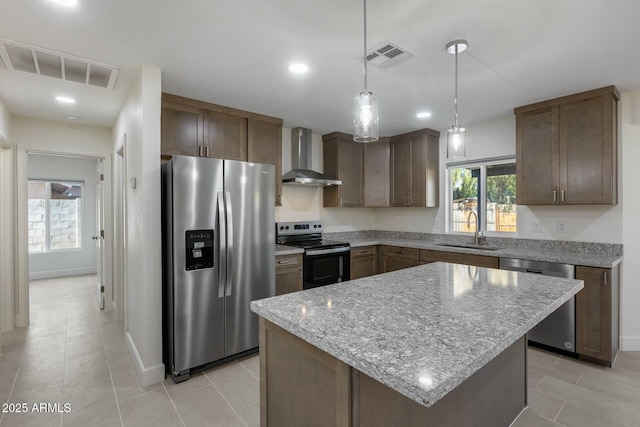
198 145 204 157
561 190 566 203
205 146 210 157
603 271 609 286
553 190 557 203
278 260 291 265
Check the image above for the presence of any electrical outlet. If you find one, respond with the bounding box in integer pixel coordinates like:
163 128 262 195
434 218 441 228
557 221 567 233
531 222 546 233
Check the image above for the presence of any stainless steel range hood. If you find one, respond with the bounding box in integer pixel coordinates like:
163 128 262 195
282 127 341 186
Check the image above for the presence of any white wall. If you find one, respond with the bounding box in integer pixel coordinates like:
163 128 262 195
621 91 640 350
0 97 10 147
27 154 98 279
0 96 13 341
112 65 164 387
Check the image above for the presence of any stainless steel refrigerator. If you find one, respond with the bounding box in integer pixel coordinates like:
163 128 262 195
162 155 275 383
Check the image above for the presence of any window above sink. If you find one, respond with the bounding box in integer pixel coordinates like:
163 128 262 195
448 157 517 235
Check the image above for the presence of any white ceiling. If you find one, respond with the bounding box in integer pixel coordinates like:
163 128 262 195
1 0 639 136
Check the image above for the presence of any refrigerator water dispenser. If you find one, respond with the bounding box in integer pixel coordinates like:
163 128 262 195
185 229 214 270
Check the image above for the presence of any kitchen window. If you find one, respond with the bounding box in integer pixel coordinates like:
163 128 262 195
28 180 83 253
448 158 516 234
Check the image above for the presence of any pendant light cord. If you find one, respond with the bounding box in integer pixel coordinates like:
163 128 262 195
363 0 368 92
454 44 459 127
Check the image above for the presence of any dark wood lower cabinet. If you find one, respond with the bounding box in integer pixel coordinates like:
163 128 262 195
350 246 377 279
378 246 420 273
576 264 619 366
259 318 526 427
275 254 302 295
419 249 499 269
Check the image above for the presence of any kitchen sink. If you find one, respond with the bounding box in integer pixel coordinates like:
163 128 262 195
436 243 501 251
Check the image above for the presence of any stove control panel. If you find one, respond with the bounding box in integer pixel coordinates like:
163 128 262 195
276 221 323 236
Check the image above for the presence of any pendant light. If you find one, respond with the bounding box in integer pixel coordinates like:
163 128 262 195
446 39 468 159
353 0 378 143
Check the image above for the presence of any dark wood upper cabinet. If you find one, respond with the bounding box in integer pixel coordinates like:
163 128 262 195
322 132 364 207
248 119 283 206
390 129 439 207
161 101 203 157
363 139 390 207
515 86 618 205
204 110 247 161
160 93 283 206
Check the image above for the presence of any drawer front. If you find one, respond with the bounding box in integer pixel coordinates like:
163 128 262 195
379 245 419 260
276 254 301 269
351 245 377 258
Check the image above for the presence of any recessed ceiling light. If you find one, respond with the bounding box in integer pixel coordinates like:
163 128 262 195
50 0 79 6
56 96 76 104
417 111 432 119
288 63 309 74
66 115 79 120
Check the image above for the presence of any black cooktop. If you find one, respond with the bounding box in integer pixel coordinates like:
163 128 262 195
282 238 349 250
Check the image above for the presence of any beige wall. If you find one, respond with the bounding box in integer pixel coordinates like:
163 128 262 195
0 97 10 147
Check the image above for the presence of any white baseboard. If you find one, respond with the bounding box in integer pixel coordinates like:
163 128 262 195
29 267 97 281
620 335 640 351
126 331 165 387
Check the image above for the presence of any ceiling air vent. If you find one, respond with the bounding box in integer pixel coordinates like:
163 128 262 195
0 39 119 89
366 42 415 69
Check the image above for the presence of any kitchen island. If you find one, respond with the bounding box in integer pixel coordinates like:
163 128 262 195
251 262 584 427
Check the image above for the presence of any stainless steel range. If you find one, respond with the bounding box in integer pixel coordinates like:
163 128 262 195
276 221 350 289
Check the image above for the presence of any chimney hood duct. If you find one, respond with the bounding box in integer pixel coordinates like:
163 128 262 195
282 127 342 186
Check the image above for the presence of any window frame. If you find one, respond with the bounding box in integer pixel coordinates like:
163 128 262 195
27 179 84 254
446 156 517 236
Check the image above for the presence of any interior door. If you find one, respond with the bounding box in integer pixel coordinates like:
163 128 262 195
95 159 105 309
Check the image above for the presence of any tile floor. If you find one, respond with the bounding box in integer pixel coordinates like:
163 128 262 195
1 274 639 426
0 275 259 427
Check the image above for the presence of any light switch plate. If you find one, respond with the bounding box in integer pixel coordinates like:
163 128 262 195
531 222 545 233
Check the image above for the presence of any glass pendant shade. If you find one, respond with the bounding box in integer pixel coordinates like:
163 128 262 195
354 91 378 142
447 125 466 159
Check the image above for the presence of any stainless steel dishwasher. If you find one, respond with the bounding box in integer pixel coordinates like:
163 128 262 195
499 258 576 354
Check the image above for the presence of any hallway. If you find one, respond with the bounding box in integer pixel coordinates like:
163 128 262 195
0 275 259 426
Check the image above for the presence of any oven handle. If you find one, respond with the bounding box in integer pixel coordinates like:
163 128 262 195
305 246 350 256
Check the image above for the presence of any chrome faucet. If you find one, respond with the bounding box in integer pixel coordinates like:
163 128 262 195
467 211 485 245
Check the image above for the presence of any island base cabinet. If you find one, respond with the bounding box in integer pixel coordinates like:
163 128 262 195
259 318 527 427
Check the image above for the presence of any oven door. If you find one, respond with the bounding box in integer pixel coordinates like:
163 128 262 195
303 246 350 289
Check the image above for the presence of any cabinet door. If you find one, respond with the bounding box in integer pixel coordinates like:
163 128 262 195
364 140 390 207
576 266 616 364
248 119 283 206
409 134 439 207
516 107 559 204
380 255 419 273
322 133 364 207
350 246 377 279
276 254 302 295
204 110 247 161
338 139 364 207
390 137 411 206
161 101 203 157
560 94 616 204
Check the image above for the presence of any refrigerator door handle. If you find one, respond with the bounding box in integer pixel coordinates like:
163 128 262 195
224 191 234 297
217 191 227 298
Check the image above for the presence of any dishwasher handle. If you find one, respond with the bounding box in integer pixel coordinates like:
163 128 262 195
525 269 544 274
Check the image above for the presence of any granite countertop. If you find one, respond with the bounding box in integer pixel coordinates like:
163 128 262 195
275 244 304 256
342 237 622 268
251 262 584 408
